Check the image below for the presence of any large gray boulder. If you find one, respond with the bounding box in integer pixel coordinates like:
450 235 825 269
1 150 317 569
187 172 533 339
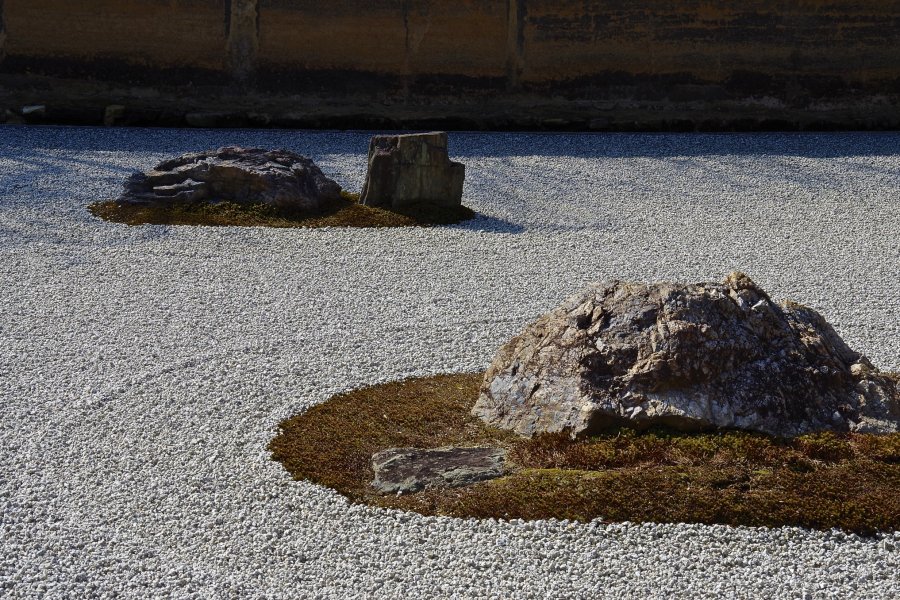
116 146 342 211
360 132 465 211
473 272 900 438
371 447 506 494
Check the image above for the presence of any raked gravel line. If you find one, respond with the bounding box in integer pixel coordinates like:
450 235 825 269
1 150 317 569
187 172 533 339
0 126 898 599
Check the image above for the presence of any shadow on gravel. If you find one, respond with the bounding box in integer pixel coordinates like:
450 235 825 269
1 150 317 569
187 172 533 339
449 131 900 159
450 213 526 234
4 126 900 160
0 125 375 157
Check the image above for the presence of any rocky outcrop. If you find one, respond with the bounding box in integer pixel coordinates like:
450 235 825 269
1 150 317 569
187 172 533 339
371 447 506 495
473 273 900 438
360 132 465 211
116 146 342 211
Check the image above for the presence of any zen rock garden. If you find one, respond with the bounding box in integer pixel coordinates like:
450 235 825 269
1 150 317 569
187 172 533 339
369 273 899 494
90 131 472 227
83 128 900 532
271 273 900 533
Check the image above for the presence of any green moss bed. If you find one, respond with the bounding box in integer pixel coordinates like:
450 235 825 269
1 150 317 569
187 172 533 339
269 372 900 535
89 192 474 228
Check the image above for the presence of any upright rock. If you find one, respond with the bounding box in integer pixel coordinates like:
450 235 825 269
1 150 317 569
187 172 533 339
360 132 465 211
474 273 900 438
116 146 342 211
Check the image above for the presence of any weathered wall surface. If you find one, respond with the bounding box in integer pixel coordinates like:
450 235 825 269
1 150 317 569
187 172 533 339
2 0 900 129
3 0 227 70
0 1 7 63
258 1 509 78
520 1 900 86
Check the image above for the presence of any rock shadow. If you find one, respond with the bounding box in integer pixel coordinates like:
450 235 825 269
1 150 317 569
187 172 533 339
447 211 526 234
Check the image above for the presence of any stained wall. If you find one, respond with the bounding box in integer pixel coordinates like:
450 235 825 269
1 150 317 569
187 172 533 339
2 1 899 127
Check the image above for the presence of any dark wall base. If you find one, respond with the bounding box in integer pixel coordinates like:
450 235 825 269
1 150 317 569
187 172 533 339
2 69 899 132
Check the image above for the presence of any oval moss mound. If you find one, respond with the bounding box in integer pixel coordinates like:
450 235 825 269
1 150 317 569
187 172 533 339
89 192 475 228
269 373 900 535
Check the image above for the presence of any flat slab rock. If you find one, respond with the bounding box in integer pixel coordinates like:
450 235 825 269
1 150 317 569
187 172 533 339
116 146 342 211
360 131 465 211
473 272 900 438
371 447 506 495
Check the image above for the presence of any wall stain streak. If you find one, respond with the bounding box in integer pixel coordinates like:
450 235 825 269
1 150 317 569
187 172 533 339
0 0 6 63
517 0 526 57
402 0 410 56
506 0 526 88
227 0 259 81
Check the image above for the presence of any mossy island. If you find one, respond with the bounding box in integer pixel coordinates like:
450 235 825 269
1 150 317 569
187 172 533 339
271 275 900 535
90 133 473 228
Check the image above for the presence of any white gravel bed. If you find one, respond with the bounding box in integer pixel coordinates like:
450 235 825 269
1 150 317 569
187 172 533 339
0 125 898 599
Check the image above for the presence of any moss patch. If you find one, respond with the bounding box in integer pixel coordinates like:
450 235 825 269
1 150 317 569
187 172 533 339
269 372 900 535
88 192 475 228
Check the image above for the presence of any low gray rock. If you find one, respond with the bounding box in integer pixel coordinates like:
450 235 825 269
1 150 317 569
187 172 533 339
371 446 506 494
360 131 465 211
115 146 342 211
21 105 46 117
473 272 900 438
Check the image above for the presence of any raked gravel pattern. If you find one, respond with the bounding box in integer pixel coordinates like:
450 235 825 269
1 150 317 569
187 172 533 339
1 126 898 599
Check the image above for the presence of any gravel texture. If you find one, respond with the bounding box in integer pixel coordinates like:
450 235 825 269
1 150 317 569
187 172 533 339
1 126 898 599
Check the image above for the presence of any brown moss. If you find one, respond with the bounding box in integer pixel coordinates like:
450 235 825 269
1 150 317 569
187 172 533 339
268 373 518 500
88 191 475 228
269 372 900 535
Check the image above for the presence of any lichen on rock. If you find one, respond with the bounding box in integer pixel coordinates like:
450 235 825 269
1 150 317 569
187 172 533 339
360 131 465 211
116 146 342 211
473 272 900 438
371 446 506 494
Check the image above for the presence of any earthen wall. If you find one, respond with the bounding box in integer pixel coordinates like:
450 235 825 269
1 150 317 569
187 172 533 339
3 1 899 128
